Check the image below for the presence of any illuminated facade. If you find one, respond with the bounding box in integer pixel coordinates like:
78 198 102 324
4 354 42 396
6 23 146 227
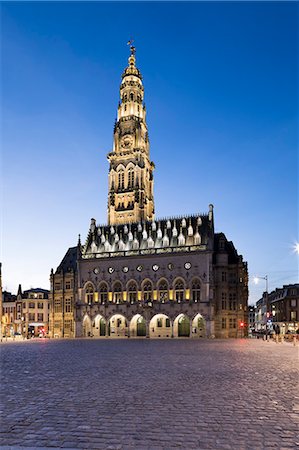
49 45 248 339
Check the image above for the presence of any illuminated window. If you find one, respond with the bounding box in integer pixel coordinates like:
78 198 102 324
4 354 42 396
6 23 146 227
85 285 94 304
222 318 227 329
174 280 185 302
158 280 168 302
127 281 137 303
113 282 122 304
143 281 153 301
99 284 108 304
191 280 201 302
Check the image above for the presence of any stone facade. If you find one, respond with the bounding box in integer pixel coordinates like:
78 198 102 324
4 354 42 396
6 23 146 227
49 45 248 339
107 44 154 225
269 284 299 334
16 286 50 338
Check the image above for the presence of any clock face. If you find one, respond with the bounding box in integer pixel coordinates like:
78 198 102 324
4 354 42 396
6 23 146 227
120 135 133 149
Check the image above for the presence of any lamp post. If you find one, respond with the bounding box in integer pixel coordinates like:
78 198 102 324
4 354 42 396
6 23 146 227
253 275 268 293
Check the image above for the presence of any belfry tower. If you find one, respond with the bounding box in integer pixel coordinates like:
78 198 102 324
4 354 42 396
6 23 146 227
107 43 155 225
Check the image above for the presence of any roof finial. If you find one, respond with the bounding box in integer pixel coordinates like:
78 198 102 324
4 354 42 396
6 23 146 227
127 38 136 56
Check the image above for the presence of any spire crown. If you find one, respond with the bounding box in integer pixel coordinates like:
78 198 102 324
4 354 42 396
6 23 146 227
122 40 142 79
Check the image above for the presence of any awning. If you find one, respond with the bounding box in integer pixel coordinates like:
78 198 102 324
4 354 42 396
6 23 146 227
28 322 46 327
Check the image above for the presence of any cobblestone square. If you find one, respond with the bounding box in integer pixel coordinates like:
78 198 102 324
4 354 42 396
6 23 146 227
0 339 298 450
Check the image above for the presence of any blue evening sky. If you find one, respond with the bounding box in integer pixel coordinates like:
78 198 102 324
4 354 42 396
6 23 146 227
1 2 298 304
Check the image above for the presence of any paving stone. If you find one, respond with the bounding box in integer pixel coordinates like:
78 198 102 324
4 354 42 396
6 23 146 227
0 339 298 449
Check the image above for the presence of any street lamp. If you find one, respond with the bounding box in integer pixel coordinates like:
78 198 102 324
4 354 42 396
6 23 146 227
253 275 268 293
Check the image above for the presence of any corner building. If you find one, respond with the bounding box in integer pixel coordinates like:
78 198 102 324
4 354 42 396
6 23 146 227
50 46 248 339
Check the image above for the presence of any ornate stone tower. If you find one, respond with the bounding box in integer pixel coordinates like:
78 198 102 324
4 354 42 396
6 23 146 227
107 43 155 225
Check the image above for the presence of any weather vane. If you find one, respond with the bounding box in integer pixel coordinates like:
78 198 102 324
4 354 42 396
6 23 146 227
127 38 136 55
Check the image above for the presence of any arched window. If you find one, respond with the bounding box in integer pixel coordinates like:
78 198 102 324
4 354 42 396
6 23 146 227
157 280 169 303
191 280 201 302
99 283 108 304
130 92 134 101
143 281 153 301
118 171 124 189
85 284 94 304
113 282 122 304
123 93 127 102
128 168 135 188
174 280 185 302
127 281 138 304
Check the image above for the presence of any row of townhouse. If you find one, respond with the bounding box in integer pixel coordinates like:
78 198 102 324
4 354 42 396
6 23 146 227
1 285 50 338
254 283 299 334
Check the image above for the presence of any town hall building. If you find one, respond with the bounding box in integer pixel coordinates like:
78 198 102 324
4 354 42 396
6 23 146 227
49 44 248 339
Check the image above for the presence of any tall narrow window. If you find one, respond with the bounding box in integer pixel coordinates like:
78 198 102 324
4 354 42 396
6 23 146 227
99 284 108 304
118 171 124 189
174 280 185 302
158 280 168 302
128 168 135 188
191 280 201 302
143 282 153 301
113 282 122 304
127 281 138 303
85 285 94 304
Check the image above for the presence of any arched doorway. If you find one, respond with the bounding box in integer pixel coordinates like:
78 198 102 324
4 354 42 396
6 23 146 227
192 313 206 338
108 314 128 337
93 314 106 337
130 314 146 337
149 314 172 338
173 314 190 337
83 315 92 337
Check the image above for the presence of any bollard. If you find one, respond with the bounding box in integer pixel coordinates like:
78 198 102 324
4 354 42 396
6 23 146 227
293 336 297 346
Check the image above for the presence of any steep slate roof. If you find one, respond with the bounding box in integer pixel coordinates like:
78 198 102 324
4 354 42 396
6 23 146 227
2 291 17 303
83 213 214 258
56 247 78 274
213 232 242 264
23 288 50 294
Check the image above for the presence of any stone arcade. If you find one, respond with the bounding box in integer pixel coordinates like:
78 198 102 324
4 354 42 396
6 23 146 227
49 44 248 339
